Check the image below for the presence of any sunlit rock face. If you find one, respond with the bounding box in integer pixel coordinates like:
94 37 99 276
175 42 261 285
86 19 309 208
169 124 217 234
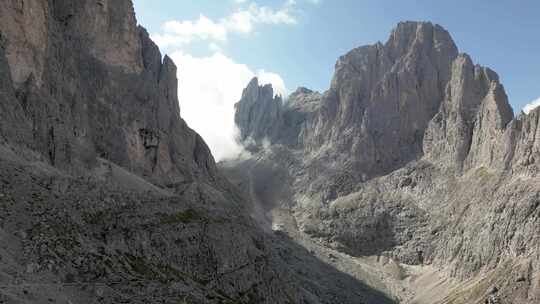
237 22 465 180
229 21 540 304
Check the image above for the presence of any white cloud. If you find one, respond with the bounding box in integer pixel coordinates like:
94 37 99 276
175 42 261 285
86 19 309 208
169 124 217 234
151 2 298 48
523 97 540 114
149 1 302 160
165 16 227 41
224 10 255 33
152 15 227 48
169 51 288 161
245 3 297 25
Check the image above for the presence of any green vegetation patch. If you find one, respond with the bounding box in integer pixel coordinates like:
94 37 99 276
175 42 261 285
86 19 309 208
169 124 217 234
160 209 202 224
126 254 160 280
125 254 191 283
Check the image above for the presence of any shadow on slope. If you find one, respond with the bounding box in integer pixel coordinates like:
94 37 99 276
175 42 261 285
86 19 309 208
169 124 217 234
271 231 397 304
0 143 395 304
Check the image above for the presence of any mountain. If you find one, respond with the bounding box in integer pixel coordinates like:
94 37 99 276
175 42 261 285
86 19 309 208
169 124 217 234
0 1 398 303
226 21 540 303
2 1 539 302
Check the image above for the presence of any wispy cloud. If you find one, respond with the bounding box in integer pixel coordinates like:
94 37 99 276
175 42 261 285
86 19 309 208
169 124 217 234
152 2 298 48
523 97 540 114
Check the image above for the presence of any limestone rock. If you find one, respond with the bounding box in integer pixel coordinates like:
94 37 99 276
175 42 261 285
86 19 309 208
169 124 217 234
235 77 284 148
465 81 514 170
235 77 321 150
423 53 514 170
235 22 461 180
227 21 540 303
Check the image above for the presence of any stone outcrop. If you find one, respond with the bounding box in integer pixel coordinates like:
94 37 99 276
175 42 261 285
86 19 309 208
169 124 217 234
235 78 321 150
235 78 284 148
423 54 514 170
306 22 459 179
510 107 540 173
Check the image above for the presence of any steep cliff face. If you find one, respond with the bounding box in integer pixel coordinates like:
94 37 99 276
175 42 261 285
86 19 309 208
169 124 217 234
510 107 540 174
423 54 514 171
235 78 284 148
0 0 217 186
308 22 459 179
229 21 540 303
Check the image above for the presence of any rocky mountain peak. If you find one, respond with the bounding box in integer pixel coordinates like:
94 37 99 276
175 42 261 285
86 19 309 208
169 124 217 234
485 82 514 129
234 77 284 147
386 21 458 60
226 20 540 304
234 21 524 187
303 22 464 178
287 87 321 110
291 86 314 96
235 21 520 179
422 52 515 170
242 77 278 103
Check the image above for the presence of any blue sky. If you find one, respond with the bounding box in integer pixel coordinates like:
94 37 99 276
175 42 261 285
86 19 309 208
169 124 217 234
132 0 540 160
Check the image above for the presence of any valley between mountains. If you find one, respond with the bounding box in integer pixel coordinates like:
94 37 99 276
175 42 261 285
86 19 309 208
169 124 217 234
0 1 539 303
